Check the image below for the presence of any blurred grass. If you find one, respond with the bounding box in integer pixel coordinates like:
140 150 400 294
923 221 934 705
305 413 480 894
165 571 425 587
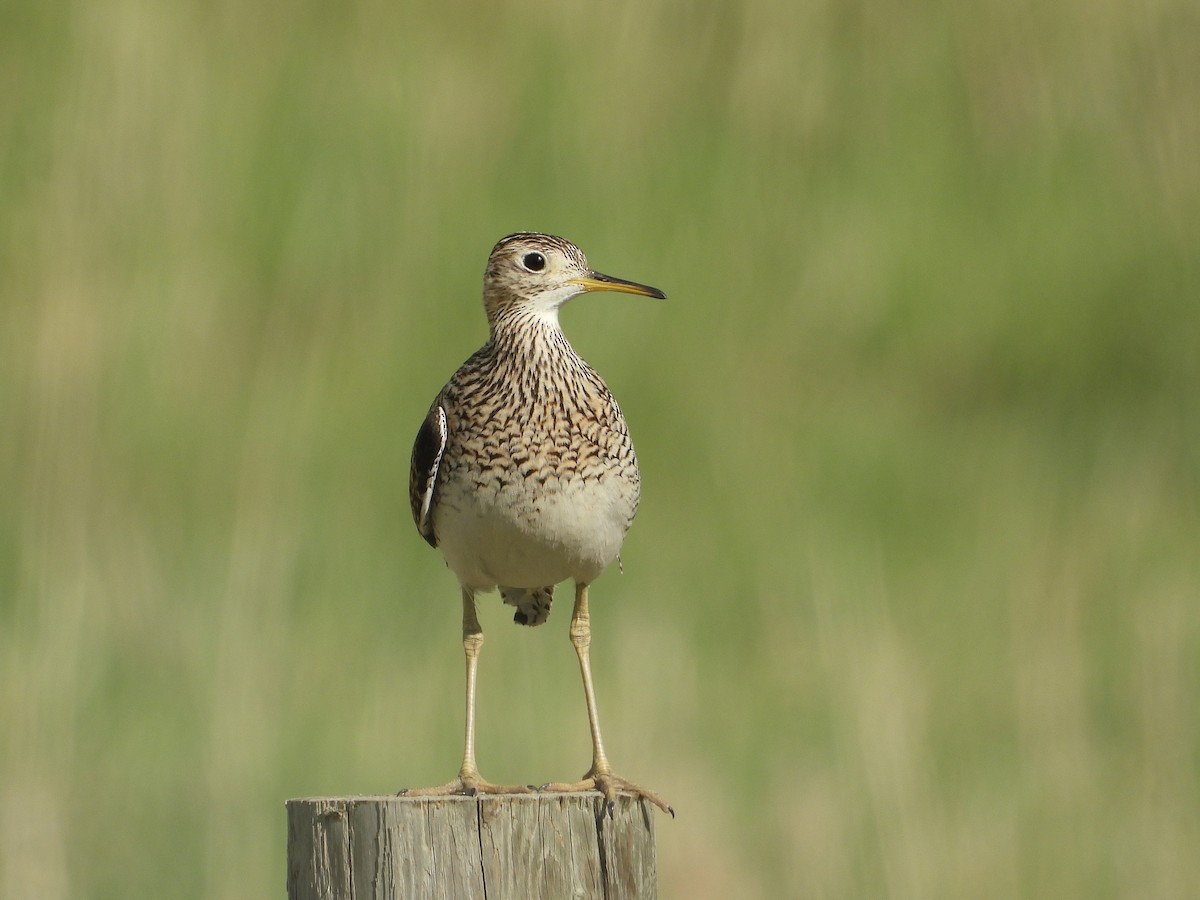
2 0 1198 896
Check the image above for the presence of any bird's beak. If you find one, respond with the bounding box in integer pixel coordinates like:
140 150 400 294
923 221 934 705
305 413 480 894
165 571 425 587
569 271 666 300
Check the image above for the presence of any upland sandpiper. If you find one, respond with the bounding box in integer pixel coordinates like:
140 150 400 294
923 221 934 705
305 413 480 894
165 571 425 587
406 232 672 816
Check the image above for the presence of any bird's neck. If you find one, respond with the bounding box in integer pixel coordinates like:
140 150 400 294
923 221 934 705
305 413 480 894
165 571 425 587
483 307 607 406
487 307 572 357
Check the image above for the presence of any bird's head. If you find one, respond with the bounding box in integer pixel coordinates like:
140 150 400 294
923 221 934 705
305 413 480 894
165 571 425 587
482 232 665 329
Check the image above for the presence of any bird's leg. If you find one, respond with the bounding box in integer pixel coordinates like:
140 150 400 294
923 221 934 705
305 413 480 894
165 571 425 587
569 582 610 777
542 583 673 817
457 586 487 786
401 588 531 798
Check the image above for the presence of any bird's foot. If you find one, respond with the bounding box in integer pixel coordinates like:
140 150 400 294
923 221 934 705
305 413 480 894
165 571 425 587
398 772 535 799
542 768 674 818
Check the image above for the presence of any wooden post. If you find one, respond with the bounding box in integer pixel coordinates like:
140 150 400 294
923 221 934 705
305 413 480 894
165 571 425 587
286 793 658 900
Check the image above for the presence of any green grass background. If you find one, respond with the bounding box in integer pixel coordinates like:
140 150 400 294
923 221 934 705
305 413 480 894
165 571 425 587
3 0 1198 896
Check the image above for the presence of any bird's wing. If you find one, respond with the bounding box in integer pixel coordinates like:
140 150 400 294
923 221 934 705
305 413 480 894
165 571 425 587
409 404 448 548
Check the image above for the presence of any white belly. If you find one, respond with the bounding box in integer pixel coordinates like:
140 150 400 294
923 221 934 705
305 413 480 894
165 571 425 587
433 476 633 591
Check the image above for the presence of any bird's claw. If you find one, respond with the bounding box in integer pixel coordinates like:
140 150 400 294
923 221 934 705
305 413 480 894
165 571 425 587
399 776 535 799
540 771 673 818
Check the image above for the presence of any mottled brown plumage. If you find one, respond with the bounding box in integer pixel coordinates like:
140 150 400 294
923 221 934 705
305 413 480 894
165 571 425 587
403 233 672 816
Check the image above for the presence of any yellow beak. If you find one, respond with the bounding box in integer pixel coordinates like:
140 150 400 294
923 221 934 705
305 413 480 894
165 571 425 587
569 271 666 300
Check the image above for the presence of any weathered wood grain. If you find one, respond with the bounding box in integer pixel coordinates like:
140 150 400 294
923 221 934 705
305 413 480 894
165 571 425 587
287 793 657 900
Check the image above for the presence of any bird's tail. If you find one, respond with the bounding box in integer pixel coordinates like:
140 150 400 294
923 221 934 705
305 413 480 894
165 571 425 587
501 585 554 626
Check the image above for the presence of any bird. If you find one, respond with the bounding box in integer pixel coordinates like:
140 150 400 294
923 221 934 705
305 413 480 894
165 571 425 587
404 232 672 817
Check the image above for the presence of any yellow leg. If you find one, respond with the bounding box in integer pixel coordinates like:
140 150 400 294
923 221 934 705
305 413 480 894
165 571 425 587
459 587 484 783
401 588 530 798
543 583 673 817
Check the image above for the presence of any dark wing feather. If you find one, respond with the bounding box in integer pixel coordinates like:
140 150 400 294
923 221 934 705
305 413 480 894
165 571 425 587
409 405 447 548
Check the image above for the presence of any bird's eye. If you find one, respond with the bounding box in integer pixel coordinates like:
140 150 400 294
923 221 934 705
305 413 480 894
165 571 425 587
522 252 546 272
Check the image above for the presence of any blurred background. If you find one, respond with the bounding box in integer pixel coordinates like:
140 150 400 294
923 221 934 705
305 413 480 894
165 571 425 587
2 0 1198 896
